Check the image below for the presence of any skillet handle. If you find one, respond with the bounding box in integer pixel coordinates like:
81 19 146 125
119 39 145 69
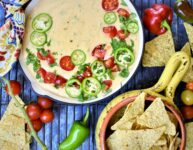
147 51 190 99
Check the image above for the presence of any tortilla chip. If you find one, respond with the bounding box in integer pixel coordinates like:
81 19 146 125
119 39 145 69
0 140 17 150
142 31 175 67
169 133 180 150
184 23 193 54
106 126 166 150
181 42 191 56
111 93 145 130
154 135 167 146
1 96 25 121
0 115 26 147
137 98 176 136
185 122 193 149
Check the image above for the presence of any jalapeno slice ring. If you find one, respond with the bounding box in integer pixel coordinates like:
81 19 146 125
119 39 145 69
81 77 101 96
114 48 135 66
91 60 106 77
65 79 82 98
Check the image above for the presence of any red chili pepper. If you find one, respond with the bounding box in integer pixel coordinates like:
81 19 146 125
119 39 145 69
143 4 173 35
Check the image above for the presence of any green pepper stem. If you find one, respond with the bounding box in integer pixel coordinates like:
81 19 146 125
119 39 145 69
161 20 171 32
82 107 90 126
1 77 48 150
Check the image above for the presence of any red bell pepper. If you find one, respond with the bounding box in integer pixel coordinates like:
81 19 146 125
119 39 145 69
143 4 173 35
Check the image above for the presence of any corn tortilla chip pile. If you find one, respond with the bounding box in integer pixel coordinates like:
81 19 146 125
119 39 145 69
142 31 175 67
0 96 31 150
106 93 181 150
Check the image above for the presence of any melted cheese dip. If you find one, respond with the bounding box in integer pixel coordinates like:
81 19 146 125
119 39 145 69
21 0 139 101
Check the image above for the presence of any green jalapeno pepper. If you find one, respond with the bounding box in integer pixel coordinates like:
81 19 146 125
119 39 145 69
59 108 90 150
174 0 193 23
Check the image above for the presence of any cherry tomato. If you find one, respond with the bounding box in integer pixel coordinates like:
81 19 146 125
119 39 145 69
117 8 130 18
181 106 193 120
5 80 21 95
102 0 119 11
111 64 120 72
55 75 67 87
83 66 92 77
103 80 112 91
60 56 75 71
44 72 57 84
0 51 7 55
103 26 117 38
26 103 42 121
181 90 193 106
104 57 115 69
117 30 129 40
37 68 47 79
45 53 55 64
186 82 193 91
38 96 53 109
40 109 54 123
92 45 106 60
31 119 43 132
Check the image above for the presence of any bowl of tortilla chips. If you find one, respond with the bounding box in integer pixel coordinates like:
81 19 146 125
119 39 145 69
98 93 185 150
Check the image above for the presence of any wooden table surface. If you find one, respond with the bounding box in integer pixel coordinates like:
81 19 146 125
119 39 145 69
0 0 193 150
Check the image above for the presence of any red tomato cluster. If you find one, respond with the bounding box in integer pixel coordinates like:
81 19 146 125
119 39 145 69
26 96 54 132
180 82 193 120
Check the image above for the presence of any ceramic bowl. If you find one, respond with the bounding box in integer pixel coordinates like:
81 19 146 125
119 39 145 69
98 95 186 150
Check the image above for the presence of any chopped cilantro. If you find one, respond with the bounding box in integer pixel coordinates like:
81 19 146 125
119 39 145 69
49 62 57 68
111 38 129 52
107 69 114 80
37 48 48 57
52 52 58 55
26 48 41 72
106 88 112 94
119 68 129 78
36 74 41 79
121 0 127 6
47 39 51 46
101 83 106 91
77 63 90 75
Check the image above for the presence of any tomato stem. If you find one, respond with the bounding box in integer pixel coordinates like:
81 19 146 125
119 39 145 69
1 77 48 150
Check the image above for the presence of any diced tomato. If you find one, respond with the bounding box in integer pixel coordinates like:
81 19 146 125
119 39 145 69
37 51 46 60
104 57 115 69
117 30 129 40
92 45 106 60
83 66 92 77
37 68 47 79
0 51 7 55
45 53 55 64
103 80 112 91
0 56 5 61
117 8 130 18
37 50 55 64
44 72 57 84
77 75 85 82
103 26 117 38
111 64 120 72
102 0 119 11
60 56 75 71
55 75 67 87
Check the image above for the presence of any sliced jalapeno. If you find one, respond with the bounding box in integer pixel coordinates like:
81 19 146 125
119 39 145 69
82 77 101 96
30 31 47 47
114 48 135 66
32 13 53 33
65 79 82 98
104 12 117 25
91 60 106 77
127 21 139 34
71 49 86 66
